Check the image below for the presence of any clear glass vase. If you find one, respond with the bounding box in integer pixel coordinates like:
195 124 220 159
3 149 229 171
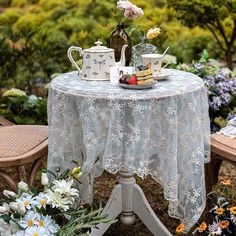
131 36 157 68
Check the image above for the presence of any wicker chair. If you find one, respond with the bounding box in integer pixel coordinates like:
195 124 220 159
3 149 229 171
0 116 48 191
205 133 236 193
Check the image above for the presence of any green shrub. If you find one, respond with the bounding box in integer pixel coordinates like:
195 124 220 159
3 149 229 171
0 0 230 92
11 0 27 7
1 88 47 124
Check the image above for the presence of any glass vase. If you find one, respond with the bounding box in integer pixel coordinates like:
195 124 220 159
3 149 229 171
131 36 157 68
108 24 132 66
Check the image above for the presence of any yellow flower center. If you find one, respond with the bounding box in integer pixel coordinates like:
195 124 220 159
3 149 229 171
215 207 224 215
176 223 185 233
24 201 30 206
33 234 39 236
219 220 229 229
40 199 46 206
27 220 33 227
198 222 207 232
229 206 236 215
38 220 44 227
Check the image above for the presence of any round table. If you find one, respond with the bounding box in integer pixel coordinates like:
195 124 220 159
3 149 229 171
48 69 210 235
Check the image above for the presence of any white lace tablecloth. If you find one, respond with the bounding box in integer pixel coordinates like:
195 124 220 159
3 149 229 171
48 69 210 231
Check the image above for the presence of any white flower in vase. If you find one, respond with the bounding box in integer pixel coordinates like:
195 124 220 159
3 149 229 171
146 27 161 39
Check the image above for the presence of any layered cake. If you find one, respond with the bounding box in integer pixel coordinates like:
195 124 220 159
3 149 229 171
119 67 154 85
136 69 154 85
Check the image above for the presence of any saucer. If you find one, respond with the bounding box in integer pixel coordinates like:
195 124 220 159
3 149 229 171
153 70 172 81
119 81 157 90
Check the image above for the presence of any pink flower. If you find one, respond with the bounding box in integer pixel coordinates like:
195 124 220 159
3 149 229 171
124 5 144 20
117 0 133 10
117 0 144 20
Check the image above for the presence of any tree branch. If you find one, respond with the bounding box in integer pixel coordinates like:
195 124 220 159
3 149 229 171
216 18 229 46
205 23 226 51
229 19 236 46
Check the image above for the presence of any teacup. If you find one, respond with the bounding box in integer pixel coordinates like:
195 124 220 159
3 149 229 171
141 54 169 75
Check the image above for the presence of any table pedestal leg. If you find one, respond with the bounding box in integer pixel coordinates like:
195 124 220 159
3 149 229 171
89 169 172 236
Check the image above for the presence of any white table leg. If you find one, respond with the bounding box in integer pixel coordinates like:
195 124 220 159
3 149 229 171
89 184 122 236
89 169 172 236
133 184 172 236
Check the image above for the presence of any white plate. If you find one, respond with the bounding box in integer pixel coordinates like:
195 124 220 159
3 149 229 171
153 70 172 81
119 81 157 90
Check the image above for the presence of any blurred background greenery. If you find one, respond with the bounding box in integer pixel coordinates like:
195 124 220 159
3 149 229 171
0 0 236 126
0 0 228 89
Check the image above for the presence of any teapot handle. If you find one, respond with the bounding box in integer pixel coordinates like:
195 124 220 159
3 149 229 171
67 46 83 74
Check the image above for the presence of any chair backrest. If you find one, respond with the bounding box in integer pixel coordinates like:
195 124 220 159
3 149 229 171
0 116 14 126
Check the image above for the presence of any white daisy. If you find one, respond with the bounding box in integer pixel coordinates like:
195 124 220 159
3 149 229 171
19 211 40 229
25 226 49 236
12 231 24 236
208 221 222 235
16 193 34 210
33 193 48 209
36 215 60 234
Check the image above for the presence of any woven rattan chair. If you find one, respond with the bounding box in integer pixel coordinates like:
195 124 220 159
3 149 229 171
205 133 236 192
0 116 48 191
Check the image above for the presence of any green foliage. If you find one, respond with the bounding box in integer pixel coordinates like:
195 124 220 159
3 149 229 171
11 0 27 7
57 206 114 236
167 0 236 69
1 89 47 124
0 0 12 7
0 0 231 92
163 23 217 63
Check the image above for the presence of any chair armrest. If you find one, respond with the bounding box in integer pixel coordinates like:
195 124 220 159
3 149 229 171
0 116 14 126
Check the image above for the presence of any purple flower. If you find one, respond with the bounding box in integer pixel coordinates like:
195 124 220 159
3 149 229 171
220 93 232 104
194 63 204 70
208 222 222 235
210 96 222 110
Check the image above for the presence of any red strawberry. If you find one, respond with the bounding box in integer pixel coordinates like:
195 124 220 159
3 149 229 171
127 74 137 85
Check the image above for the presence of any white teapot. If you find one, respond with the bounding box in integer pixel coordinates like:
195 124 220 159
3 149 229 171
67 40 128 81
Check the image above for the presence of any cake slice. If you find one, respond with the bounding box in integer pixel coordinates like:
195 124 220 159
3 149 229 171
136 69 153 77
137 78 154 85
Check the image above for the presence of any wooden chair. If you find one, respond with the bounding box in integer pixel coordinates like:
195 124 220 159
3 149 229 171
0 116 48 191
205 133 236 193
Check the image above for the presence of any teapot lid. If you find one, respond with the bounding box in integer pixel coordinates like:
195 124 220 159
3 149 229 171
84 40 113 53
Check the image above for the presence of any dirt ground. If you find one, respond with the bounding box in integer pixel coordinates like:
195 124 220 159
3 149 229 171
0 161 234 236
93 162 236 236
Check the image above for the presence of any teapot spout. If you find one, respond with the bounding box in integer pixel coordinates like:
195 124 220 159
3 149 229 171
116 44 128 67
